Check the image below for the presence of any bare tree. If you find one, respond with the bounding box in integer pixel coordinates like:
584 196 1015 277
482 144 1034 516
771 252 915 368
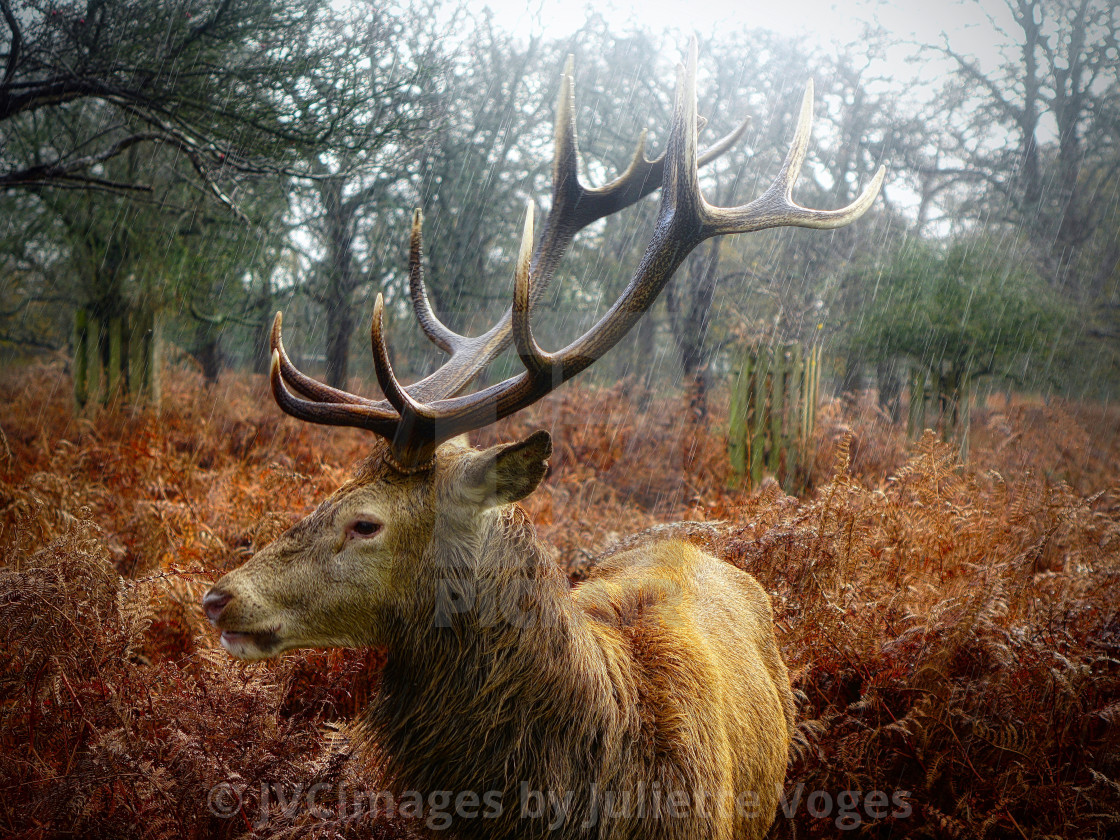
932 0 1120 297
0 0 381 203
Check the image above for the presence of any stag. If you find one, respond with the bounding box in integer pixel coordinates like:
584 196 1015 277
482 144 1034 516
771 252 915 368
204 40 883 840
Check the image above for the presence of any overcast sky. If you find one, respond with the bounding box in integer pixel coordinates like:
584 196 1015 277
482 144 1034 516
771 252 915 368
461 0 1017 92
446 0 1028 226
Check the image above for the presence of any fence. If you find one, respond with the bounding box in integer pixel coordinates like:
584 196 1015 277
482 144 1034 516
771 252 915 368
728 342 821 492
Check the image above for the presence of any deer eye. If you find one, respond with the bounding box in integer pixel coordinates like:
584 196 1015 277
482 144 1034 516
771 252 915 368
346 519 382 539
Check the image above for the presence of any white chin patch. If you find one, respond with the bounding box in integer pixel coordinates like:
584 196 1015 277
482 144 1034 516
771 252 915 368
220 630 276 660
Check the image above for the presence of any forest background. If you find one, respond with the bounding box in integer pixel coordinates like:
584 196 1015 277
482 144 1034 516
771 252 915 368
1 1 1119 837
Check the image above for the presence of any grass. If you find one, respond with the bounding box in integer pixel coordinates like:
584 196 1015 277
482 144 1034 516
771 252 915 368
1 361 1118 838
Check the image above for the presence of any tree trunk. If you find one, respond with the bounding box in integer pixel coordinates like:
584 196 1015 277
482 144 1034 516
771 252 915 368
250 287 274 375
325 304 354 389
73 309 94 409
839 351 864 395
130 307 163 407
194 322 223 385
907 366 927 440
106 316 124 402
319 174 361 390
667 239 720 420
876 357 903 423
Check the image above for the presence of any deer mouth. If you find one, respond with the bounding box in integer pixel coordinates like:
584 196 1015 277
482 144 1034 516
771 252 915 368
219 626 282 660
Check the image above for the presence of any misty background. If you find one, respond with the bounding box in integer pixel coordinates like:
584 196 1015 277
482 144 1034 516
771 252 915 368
1 0 1116 435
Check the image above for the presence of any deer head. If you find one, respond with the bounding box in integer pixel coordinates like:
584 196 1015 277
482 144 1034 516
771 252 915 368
203 432 552 659
204 39 884 660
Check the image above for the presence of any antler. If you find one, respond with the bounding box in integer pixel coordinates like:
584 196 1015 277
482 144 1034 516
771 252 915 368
270 39 886 470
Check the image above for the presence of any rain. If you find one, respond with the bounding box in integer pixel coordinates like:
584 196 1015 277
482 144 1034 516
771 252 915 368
1 1 1118 837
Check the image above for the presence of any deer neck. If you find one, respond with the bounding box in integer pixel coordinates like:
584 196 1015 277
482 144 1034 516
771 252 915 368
360 505 637 796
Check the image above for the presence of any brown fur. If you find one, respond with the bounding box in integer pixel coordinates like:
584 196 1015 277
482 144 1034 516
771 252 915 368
206 435 794 839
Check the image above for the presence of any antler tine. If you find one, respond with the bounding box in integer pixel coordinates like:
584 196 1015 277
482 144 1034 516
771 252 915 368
698 115 751 168
700 80 887 236
408 209 464 355
586 110 750 210
511 202 552 377
369 294 432 422
550 56 580 213
662 37 706 238
369 294 443 467
271 312 386 407
269 349 398 435
573 129 660 223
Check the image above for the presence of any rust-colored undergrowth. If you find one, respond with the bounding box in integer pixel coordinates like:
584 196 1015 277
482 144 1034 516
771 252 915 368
1 362 1118 838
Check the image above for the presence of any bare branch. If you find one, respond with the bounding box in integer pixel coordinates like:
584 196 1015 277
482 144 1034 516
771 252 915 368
0 0 20 88
189 298 266 329
0 331 63 352
0 132 164 190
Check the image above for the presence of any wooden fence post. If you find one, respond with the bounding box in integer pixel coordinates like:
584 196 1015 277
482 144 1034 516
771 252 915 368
728 341 821 493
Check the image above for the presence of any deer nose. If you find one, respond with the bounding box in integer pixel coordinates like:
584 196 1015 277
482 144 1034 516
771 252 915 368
203 589 232 624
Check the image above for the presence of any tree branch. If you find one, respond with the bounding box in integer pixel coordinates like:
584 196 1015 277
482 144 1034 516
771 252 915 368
0 331 63 352
934 39 1025 125
173 0 234 59
0 131 164 189
0 0 20 88
188 297 266 329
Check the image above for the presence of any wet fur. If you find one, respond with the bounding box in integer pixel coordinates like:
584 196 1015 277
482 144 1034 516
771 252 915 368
212 438 794 839
358 447 794 839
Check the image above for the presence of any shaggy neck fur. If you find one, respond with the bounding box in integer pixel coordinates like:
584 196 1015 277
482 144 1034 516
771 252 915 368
359 505 654 839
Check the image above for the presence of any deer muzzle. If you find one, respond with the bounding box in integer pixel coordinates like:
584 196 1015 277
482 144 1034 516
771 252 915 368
203 583 284 660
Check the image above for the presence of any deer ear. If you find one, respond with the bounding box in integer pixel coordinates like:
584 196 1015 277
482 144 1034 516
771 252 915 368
461 430 552 508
